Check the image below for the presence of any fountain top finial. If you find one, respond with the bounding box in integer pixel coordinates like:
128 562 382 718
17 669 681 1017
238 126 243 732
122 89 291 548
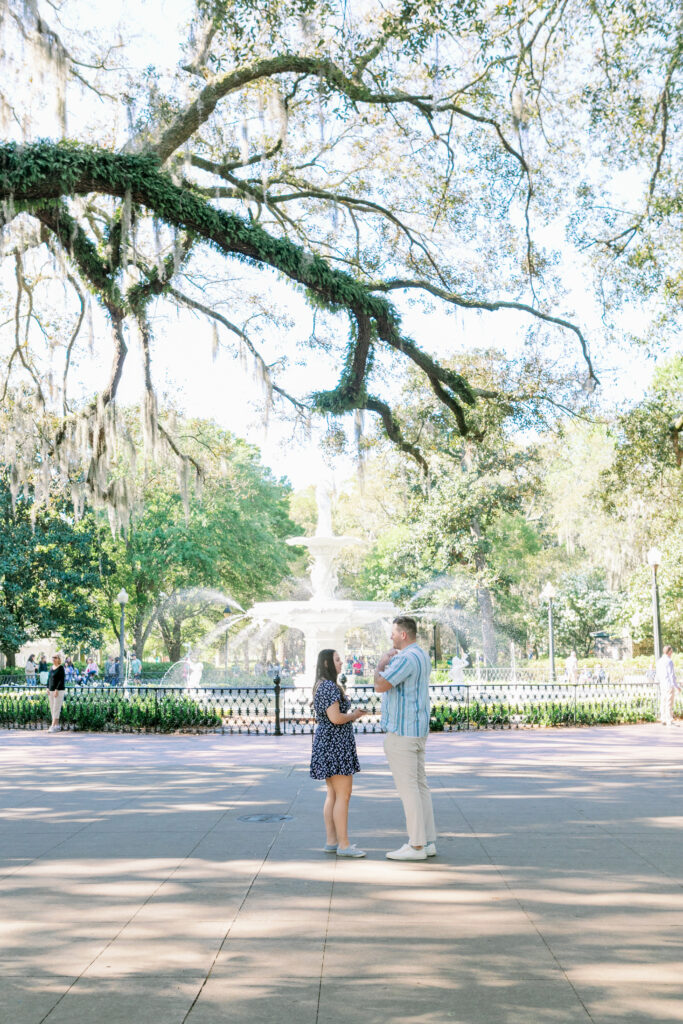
286 475 363 602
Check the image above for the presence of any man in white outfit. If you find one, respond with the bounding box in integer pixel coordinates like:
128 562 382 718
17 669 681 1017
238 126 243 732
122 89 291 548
374 616 436 861
656 646 679 726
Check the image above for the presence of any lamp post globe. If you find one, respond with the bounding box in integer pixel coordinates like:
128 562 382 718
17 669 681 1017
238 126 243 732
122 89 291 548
647 548 663 661
647 548 662 569
116 589 128 687
540 583 557 681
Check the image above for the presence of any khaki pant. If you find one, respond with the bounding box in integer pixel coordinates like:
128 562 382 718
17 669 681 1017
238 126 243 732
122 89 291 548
48 690 64 723
660 686 675 726
383 732 436 847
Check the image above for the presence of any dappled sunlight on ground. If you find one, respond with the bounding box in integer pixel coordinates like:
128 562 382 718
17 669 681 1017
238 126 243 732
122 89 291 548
3 726 683 1022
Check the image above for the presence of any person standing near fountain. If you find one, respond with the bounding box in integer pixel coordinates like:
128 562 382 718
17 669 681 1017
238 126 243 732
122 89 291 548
46 654 66 733
374 616 437 861
310 649 367 858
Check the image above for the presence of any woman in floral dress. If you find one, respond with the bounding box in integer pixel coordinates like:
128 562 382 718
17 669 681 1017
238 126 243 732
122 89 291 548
310 649 367 858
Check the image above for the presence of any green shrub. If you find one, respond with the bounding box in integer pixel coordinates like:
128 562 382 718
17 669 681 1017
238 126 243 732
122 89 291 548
140 661 172 678
0 690 221 731
429 697 658 730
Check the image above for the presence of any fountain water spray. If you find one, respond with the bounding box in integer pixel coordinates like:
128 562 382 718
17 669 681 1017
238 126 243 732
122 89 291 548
250 480 396 686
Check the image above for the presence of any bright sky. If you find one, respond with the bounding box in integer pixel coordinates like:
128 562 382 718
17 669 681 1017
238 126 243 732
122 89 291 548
12 1 666 490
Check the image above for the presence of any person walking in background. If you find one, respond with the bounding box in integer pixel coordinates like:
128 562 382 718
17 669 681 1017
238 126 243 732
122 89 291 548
565 650 579 685
593 663 607 684
374 615 437 861
131 654 142 682
25 654 36 686
38 654 49 687
656 645 679 726
84 657 98 682
46 654 65 732
64 657 75 684
310 649 367 858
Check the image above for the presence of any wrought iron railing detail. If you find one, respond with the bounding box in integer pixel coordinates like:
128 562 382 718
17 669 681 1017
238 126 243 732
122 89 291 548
0 677 666 734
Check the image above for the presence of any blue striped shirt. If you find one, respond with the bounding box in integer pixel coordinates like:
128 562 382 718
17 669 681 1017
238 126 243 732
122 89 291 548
380 643 432 737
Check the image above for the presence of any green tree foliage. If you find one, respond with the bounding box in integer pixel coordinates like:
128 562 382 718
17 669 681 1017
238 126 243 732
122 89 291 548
537 570 619 658
0 475 111 664
102 416 297 661
4 0 682 519
601 355 683 648
338 350 574 662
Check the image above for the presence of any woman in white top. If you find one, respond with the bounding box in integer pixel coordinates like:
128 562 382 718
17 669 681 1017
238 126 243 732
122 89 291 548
25 655 37 685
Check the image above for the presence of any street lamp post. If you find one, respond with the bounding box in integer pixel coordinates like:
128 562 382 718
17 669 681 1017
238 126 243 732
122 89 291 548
223 604 231 682
647 548 663 662
540 583 557 681
116 589 128 688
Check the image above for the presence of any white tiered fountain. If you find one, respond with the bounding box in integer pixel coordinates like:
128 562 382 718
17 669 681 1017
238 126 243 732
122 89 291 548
250 481 396 686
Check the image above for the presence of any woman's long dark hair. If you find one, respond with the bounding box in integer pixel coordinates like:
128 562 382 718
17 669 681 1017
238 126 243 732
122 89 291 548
313 649 344 698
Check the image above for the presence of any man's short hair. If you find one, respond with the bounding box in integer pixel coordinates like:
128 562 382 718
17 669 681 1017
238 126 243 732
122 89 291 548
393 615 417 638
664 645 673 656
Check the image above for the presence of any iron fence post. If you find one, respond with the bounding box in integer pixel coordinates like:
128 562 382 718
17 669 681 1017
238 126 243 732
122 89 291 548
274 676 282 736
573 682 577 725
466 684 470 731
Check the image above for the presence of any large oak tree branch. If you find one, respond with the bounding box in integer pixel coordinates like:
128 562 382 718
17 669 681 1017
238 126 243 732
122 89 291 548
0 141 593 459
145 52 528 184
370 277 597 383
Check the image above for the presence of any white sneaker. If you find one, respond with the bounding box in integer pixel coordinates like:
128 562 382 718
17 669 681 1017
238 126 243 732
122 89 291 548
425 842 437 857
337 844 366 858
386 843 427 861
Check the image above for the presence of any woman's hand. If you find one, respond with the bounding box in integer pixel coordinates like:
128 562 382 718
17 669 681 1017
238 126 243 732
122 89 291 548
351 707 367 721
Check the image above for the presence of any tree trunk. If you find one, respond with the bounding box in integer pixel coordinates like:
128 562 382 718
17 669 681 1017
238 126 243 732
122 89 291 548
134 620 145 661
133 610 155 661
475 583 497 665
168 620 182 663
470 519 497 665
158 611 183 662
3 650 16 668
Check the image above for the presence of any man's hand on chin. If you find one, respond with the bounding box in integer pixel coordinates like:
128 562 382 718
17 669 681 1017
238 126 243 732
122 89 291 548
377 648 398 672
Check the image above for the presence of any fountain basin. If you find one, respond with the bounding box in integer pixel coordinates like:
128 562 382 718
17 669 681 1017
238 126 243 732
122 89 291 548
250 598 396 685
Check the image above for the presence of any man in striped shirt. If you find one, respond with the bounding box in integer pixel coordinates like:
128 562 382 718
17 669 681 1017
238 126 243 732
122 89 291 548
374 616 437 861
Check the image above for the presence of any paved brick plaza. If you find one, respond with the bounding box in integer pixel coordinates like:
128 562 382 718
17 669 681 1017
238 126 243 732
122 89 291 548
2 725 683 1023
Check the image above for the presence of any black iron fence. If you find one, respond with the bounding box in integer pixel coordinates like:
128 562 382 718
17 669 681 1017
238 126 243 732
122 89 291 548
0 677 670 734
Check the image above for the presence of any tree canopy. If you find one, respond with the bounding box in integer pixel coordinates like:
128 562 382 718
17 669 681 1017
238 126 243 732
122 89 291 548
97 412 297 660
0 474 111 663
1 0 682 521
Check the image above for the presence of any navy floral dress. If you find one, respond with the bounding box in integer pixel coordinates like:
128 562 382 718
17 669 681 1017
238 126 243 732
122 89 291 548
310 679 361 779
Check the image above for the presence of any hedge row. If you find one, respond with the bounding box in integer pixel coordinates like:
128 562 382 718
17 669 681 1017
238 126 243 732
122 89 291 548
0 692 222 731
0 693 663 733
430 699 659 730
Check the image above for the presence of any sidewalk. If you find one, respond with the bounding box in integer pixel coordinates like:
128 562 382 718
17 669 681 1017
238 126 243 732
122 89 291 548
2 725 683 1023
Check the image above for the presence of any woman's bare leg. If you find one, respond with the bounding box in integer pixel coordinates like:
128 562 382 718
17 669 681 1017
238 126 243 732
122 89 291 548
330 775 353 848
324 778 337 844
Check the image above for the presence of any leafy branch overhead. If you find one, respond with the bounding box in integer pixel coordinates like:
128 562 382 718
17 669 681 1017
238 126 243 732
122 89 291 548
0 0 681 517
